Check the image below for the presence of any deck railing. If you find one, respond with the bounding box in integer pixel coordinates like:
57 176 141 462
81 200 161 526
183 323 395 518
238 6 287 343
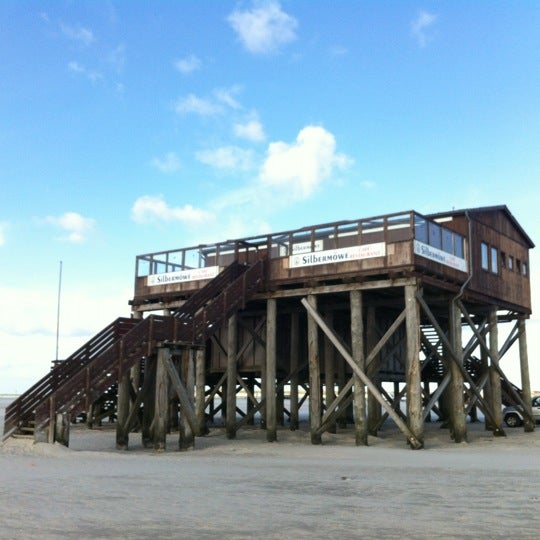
135 211 467 279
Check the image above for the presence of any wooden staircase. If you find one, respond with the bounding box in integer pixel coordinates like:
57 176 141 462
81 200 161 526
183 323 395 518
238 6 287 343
3 259 265 442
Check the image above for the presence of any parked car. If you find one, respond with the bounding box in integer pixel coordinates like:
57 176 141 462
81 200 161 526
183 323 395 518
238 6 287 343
503 395 540 427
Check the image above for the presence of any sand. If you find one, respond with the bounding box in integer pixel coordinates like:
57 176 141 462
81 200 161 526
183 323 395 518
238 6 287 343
1 398 540 539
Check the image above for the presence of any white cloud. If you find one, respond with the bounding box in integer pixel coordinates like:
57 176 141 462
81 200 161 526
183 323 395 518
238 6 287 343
228 0 298 54
174 94 223 116
151 152 181 173
131 195 214 225
234 119 266 142
196 146 253 171
108 44 126 72
60 23 95 46
411 10 437 47
175 54 202 74
45 211 95 243
259 125 351 199
68 61 102 83
214 86 242 110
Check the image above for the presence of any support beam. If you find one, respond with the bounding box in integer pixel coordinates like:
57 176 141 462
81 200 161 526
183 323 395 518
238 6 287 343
519 316 534 432
289 311 300 431
448 299 467 442
266 298 277 442
488 308 504 434
366 306 381 435
116 372 131 450
405 284 424 448
350 290 367 446
195 347 208 436
301 296 423 449
307 294 322 444
179 349 195 450
153 348 169 451
324 311 336 434
226 314 238 440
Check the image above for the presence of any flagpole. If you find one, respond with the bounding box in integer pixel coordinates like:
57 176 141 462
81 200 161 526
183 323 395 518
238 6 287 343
55 261 63 363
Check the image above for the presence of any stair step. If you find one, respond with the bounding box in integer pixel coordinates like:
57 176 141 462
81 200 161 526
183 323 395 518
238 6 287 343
12 433 34 440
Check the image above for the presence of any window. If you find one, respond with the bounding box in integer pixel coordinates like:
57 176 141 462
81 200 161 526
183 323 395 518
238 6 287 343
508 255 514 271
523 262 528 276
428 222 442 249
454 235 464 258
500 251 506 268
481 242 489 270
517 259 521 273
490 247 498 274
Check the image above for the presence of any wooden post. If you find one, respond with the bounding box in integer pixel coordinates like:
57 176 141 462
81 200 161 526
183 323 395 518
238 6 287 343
307 294 322 444
488 308 504 433
55 413 70 447
195 347 208 436
179 348 195 450
116 372 130 450
289 310 300 431
266 298 277 442
153 347 169 451
448 299 467 442
351 290 367 446
141 357 155 448
226 314 238 440
337 350 347 428
518 316 534 432
366 306 381 435
324 311 336 434
405 284 424 448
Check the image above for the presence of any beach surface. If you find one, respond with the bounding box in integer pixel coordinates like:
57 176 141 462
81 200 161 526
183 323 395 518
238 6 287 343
1 397 540 539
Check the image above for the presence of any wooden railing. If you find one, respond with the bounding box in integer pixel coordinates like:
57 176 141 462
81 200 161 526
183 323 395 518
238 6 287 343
3 317 137 436
22 259 266 439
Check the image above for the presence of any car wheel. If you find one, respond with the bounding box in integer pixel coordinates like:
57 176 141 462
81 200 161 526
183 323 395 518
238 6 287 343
504 412 522 428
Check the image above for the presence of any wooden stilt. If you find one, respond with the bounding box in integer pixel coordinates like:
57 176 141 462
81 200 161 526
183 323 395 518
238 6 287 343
405 284 424 448
141 357 155 448
153 348 169 451
448 299 467 442
266 298 277 442
324 311 336 434
366 306 381 435
518 316 535 432
351 290 367 446
179 348 195 450
488 308 504 434
307 294 322 444
116 372 130 450
195 347 208 436
226 314 238 440
55 412 70 447
289 311 300 431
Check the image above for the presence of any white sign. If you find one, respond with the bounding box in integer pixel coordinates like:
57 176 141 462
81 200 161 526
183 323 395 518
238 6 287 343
414 240 468 272
292 240 323 254
289 243 386 269
147 265 220 287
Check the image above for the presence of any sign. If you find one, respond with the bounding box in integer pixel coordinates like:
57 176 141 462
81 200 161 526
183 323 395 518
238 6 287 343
414 240 468 272
147 266 220 287
289 243 386 269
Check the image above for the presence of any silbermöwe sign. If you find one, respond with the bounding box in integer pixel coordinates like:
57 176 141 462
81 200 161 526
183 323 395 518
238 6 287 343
289 243 386 268
147 266 220 287
413 240 468 272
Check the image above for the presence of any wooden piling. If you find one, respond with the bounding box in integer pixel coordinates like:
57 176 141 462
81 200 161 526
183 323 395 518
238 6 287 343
226 314 238 440
350 290 367 446
519 316 534 432
405 284 424 448
179 348 195 450
266 298 277 442
195 347 208 436
289 310 300 431
307 294 322 444
116 372 130 450
153 348 169 451
324 311 336 434
488 308 504 433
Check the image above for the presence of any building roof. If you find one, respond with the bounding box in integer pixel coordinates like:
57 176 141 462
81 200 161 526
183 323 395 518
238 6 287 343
427 205 535 249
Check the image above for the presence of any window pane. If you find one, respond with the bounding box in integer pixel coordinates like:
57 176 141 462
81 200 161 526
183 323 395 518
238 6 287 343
491 247 498 274
523 262 528 276
414 215 428 243
442 228 453 253
454 234 464 258
508 256 514 270
428 222 442 249
481 243 489 270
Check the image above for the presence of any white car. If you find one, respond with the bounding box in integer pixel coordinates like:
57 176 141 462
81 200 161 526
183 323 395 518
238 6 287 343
503 395 540 427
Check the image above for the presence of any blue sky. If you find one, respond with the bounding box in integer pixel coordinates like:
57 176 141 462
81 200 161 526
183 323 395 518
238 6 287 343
1 1 539 394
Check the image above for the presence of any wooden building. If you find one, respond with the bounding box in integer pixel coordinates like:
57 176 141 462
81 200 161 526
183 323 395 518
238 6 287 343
3 206 535 449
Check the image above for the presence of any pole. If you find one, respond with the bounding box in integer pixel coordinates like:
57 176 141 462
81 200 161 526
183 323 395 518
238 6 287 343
56 260 63 363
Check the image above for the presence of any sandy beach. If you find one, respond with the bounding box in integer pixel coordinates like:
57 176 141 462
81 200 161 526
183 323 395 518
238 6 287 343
1 397 540 539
